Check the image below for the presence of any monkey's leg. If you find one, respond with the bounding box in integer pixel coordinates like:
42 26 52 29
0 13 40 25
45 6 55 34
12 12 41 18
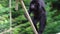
38 8 46 34
32 17 38 32
39 14 46 34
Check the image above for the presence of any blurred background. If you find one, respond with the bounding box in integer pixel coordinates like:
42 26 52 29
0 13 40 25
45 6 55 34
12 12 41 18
0 0 10 34
0 0 60 34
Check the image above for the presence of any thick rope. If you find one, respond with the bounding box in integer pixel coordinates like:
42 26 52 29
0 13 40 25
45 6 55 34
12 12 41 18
20 0 38 34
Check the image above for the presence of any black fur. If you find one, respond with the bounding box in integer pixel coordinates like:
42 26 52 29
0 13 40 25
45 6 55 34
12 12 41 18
26 0 46 34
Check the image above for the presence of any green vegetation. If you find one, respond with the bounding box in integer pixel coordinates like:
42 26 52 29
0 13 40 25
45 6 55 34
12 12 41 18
0 0 60 34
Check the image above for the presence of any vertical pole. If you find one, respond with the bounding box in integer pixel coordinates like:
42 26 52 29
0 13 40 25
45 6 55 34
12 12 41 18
20 0 38 34
9 0 12 34
15 0 19 10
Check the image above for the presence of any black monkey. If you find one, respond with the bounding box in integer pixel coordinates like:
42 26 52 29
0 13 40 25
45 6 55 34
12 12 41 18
25 0 46 34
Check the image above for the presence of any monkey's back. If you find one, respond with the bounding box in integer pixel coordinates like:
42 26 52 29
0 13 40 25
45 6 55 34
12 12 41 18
30 0 45 18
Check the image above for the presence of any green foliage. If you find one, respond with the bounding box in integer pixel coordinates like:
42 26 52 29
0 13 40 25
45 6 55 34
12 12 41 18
0 0 10 33
0 0 60 34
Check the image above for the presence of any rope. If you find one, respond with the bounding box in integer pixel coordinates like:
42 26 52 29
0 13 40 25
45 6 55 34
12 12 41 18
0 24 23 34
9 0 12 34
0 28 12 34
15 0 19 10
20 0 38 34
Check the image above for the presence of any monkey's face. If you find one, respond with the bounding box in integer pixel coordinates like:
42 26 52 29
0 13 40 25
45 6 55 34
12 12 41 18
31 4 35 9
31 3 38 10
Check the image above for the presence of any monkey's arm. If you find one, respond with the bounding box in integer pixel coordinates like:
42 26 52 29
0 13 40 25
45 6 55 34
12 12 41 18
28 8 32 14
24 7 32 19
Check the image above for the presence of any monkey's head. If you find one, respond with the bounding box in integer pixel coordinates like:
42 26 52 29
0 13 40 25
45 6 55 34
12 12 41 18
30 3 38 10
